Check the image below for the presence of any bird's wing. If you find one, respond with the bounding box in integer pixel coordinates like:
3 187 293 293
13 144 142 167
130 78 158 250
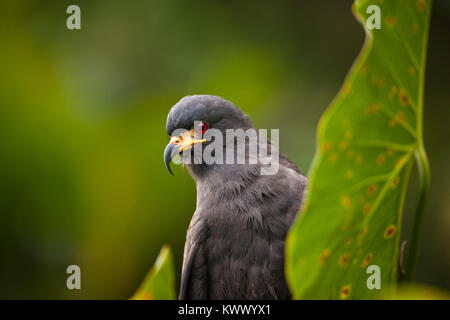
179 213 208 300
179 242 197 299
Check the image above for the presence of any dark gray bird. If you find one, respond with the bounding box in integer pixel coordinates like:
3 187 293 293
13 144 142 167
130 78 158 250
164 95 307 300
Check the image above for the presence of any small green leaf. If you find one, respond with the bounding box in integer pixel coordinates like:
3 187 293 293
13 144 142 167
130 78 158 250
131 245 176 300
286 0 432 299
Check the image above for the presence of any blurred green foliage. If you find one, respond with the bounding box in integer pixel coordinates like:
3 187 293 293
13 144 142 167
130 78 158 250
287 0 432 299
0 0 448 299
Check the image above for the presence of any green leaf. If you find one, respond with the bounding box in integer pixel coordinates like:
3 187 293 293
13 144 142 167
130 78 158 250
286 0 432 299
131 245 176 300
386 283 450 300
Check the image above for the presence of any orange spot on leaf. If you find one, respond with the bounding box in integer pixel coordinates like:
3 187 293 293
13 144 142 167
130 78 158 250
340 196 352 209
319 249 331 265
363 203 371 216
377 154 386 165
361 253 373 268
399 89 409 106
417 0 426 11
384 225 397 239
340 285 351 299
322 141 332 153
367 184 377 196
338 254 350 268
386 16 396 26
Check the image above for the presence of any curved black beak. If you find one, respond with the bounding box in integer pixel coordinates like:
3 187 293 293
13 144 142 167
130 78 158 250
164 142 180 175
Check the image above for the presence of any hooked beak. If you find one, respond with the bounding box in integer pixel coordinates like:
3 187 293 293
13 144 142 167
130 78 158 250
164 129 206 175
164 142 179 175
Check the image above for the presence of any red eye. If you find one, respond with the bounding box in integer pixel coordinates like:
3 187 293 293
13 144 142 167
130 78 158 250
194 121 208 134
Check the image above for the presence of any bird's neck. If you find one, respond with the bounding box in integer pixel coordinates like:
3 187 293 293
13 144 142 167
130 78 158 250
188 162 261 188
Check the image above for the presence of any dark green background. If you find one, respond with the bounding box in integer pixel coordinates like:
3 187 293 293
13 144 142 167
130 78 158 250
0 0 448 299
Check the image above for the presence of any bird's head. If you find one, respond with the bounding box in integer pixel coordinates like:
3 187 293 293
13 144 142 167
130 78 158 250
164 95 253 176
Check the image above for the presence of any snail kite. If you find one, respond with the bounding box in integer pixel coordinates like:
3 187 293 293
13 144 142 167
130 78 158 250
164 95 307 299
